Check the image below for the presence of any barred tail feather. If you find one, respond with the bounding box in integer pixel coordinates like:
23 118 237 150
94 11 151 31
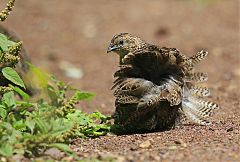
184 72 208 83
182 98 211 125
185 50 208 68
188 85 210 97
189 50 208 65
187 96 219 117
182 50 208 72
181 86 219 125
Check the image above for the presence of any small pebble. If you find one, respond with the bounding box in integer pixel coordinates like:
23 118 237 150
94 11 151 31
227 127 234 132
139 140 152 149
59 61 84 79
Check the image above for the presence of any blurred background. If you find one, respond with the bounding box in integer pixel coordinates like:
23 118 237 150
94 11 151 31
1 0 239 114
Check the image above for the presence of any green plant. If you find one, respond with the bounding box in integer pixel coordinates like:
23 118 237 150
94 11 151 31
0 70 110 157
0 0 111 160
0 36 110 159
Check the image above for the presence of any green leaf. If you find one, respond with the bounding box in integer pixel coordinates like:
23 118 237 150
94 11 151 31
74 91 95 101
49 118 72 136
90 111 107 119
48 143 73 153
26 120 35 134
0 33 17 52
16 101 34 110
0 144 13 157
2 67 25 88
66 110 90 126
34 118 49 133
0 107 7 118
13 120 26 130
10 85 29 101
26 63 49 88
2 91 16 108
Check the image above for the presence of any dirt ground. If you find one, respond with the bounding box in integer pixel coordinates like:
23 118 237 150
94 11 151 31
2 0 239 161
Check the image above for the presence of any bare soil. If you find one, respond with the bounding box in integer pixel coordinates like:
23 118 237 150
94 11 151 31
2 0 239 161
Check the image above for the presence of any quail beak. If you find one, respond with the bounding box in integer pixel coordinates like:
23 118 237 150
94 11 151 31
107 43 118 53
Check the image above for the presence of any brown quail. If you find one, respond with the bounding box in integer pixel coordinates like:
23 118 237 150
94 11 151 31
108 33 219 133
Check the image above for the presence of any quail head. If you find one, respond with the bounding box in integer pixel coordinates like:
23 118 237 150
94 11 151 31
107 33 147 57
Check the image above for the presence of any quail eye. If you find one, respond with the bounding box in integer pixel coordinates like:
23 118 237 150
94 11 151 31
119 40 124 45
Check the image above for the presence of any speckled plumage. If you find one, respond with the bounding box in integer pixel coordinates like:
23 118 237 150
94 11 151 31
108 33 219 133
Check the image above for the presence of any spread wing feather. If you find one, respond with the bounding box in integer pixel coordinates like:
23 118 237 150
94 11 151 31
112 45 218 132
